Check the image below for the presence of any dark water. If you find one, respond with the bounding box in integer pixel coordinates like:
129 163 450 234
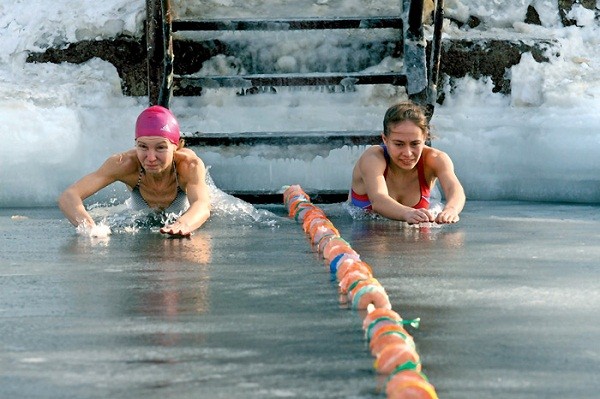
1 201 599 399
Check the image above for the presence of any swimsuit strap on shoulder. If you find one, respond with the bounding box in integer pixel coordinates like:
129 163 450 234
172 162 180 188
380 143 391 164
380 143 390 179
134 168 144 189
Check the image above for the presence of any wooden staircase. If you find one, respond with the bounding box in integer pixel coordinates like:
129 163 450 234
145 0 445 147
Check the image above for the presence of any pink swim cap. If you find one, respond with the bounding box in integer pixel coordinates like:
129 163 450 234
135 105 180 144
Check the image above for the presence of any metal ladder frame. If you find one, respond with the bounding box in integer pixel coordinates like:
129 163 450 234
145 0 444 146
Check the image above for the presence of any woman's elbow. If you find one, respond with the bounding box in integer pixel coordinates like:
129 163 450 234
369 199 393 218
57 190 71 211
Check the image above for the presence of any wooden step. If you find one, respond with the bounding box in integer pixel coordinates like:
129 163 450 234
183 129 382 147
175 72 407 89
172 16 403 32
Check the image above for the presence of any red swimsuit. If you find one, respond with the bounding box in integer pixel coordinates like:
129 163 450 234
350 144 431 210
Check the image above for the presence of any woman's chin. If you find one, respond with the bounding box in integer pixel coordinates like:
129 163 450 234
144 165 163 173
397 160 416 169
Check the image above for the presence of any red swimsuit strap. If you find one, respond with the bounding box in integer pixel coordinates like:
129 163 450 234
413 157 431 209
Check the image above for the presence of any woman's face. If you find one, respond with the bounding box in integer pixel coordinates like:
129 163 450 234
382 120 426 170
135 137 176 173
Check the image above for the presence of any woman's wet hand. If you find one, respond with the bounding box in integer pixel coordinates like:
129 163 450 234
404 209 435 224
434 207 460 224
160 221 192 237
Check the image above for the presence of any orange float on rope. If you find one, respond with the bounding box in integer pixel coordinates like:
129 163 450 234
374 342 421 375
287 197 310 218
294 202 318 222
367 322 411 344
283 185 308 206
316 234 339 255
369 326 416 357
338 270 372 294
336 259 373 282
347 278 382 302
355 286 391 310
282 184 437 397
302 209 327 232
311 224 340 246
350 282 391 310
284 192 308 208
386 374 438 399
329 252 361 275
366 317 419 348
307 218 334 238
321 236 349 258
324 244 358 264
362 308 402 331
305 216 330 236
385 369 428 390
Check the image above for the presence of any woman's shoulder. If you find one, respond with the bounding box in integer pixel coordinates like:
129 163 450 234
360 144 386 161
423 146 450 160
102 150 140 176
94 150 140 184
175 148 203 164
174 148 206 175
422 146 453 172
355 145 387 177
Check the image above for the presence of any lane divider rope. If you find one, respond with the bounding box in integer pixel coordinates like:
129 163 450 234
284 185 439 399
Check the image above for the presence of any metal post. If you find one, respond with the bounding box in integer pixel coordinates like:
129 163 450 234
403 0 428 107
145 0 163 106
429 0 444 98
157 0 174 108
407 0 424 39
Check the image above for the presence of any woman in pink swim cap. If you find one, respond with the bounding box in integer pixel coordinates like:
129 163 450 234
59 105 211 237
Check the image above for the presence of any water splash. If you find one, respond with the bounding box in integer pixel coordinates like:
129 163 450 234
75 219 112 238
80 171 283 234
